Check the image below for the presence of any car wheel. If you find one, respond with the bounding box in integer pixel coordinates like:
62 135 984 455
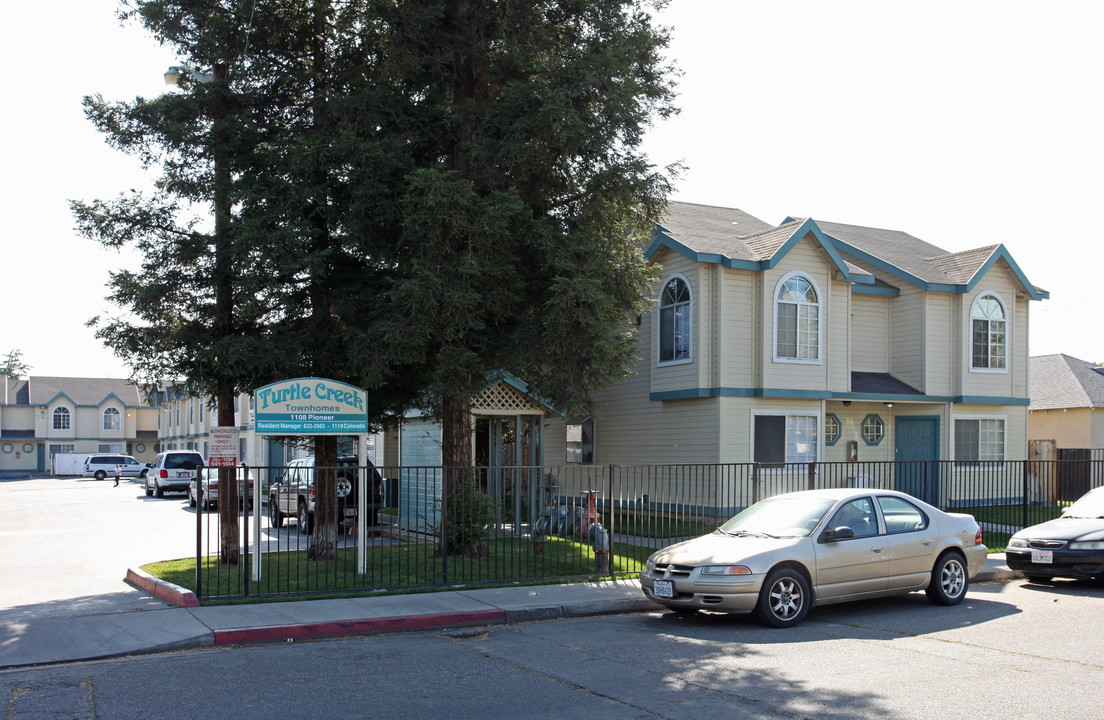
754 567 811 628
926 551 968 605
298 501 313 535
154 480 164 499
269 498 284 528
145 479 153 497
1025 574 1053 584
95 470 107 481
188 489 196 508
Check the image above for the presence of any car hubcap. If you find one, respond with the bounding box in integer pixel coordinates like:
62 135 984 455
336 477 352 498
942 560 965 597
770 578 802 619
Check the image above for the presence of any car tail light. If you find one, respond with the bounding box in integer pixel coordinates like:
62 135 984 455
975 529 983 546
159 469 168 479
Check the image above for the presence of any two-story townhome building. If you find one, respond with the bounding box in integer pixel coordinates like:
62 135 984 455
0 376 159 474
542 201 1048 506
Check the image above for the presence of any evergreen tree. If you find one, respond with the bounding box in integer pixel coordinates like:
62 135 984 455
75 0 678 559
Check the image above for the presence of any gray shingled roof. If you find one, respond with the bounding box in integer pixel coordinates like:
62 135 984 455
816 221 967 285
657 202 775 260
26 377 147 407
1029 354 1104 410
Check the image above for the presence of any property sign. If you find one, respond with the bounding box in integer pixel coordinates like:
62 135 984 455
209 426 238 467
254 378 368 435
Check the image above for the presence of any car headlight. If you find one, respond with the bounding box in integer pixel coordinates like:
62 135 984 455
1068 541 1104 551
700 565 752 575
1007 538 1028 548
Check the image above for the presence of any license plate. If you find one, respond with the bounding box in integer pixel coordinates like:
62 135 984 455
1031 549 1053 564
344 508 357 517
653 580 674 598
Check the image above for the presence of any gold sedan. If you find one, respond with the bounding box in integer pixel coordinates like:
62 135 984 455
640 488 987 627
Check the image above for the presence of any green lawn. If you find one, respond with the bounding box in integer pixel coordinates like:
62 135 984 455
144 536 652 604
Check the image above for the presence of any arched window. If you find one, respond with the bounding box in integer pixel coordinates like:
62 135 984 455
775 273 820 361
52 407 71 430
658 276 692 364
971 293 1006 370
103 407 121 431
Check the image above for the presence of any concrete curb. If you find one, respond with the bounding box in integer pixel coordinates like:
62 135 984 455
126 567 200 608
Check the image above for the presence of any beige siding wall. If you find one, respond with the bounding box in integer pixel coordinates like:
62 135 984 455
650 250 705 397
889 285 924 390
925 292 954 396
760 237 837 392
718 396 825 463
960 263 1023 399
851 294 888 373
718 268 758 389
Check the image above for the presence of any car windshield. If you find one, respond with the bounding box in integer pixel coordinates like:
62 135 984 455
1064 490 1104 519
717 495 836 538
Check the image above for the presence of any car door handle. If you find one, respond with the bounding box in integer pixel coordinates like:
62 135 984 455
871 546 884 553
921 539 934 546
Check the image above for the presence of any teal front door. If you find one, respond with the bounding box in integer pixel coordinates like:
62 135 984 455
895 417 940 505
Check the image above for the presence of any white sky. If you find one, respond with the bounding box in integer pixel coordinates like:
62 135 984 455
2 0 1101 379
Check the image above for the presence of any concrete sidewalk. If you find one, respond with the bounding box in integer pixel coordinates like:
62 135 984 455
0 555 1020 670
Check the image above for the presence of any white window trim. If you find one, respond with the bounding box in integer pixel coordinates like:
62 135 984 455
968 290 1009 375
51 405 73 431
656 273 693 367
102 406 122 432
749 409 820 467
772 270 824 365
951 413 1008 468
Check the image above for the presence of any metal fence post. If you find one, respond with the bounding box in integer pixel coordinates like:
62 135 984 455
607 463 616 580
195 463 203 602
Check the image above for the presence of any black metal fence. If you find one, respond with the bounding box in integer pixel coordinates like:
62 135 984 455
193 457 1104 602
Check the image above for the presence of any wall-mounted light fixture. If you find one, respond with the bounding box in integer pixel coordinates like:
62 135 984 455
883 402 894 408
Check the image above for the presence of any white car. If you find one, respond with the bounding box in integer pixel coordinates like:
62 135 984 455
639 488 988 627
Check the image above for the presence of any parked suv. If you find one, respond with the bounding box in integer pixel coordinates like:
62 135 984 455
145 451 205 498
83 455 150 481
268 456 385 534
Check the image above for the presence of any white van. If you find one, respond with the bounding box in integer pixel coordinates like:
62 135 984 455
82 454 150 480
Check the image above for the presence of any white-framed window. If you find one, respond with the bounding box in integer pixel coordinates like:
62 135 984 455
565 418 595 464
48 443 75 459
98 443 125 453
774 272 822 363
189 400 194 426
954 416 1006 466
103 407 121 431
752 412 818 466
657 275 692 365
970 292 1007 371
52 406 71 430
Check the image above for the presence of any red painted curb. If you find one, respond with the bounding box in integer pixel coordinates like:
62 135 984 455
126 568 201 608
213 609 506 645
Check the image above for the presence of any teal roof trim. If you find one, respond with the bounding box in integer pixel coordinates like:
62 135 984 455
964 244 1049 300
647 219 872 284
650 387 1031 406
825 234 1048 300
852 284 900 298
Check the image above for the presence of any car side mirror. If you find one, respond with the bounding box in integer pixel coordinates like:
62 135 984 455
823 526 855 542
